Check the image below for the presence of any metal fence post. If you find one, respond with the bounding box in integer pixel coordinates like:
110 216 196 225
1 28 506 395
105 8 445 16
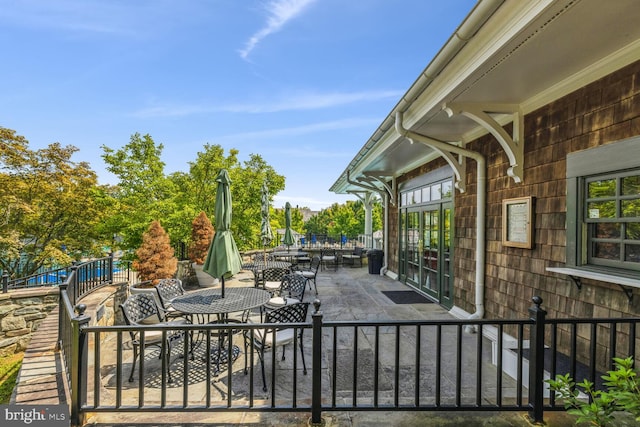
528 295 546 424
310 299 324 426
57 278 68 352
108 252 114 283
69 265 79 305
70 303 90 427
2 273 8 293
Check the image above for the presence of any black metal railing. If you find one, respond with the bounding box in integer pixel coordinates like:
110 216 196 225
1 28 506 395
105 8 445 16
3 254 132 294
59 295 640 427
298 233 358 249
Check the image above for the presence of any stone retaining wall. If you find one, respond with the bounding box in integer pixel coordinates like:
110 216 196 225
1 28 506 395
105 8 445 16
0 287 59 357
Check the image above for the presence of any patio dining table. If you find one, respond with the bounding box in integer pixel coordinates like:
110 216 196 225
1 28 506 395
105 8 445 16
172 287 271 373
241 260 292 271
241 260 292 287
270 250 309 264
172 287 270 317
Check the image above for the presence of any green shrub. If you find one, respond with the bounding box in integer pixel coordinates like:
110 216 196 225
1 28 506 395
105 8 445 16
547 356 640 426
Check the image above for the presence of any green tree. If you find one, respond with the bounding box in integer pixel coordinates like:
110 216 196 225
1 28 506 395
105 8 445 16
104 139 285 254
0 127 107 277
170 145 285 251
303 198 382 240
101 133 178 254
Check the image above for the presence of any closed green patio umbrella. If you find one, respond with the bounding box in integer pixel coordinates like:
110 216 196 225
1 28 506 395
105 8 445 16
203 169 242 298
283 202 295 251
260 182 273 261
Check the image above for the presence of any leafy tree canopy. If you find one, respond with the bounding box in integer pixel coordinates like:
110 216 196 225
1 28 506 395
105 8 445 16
0 127 109 277
102 138 286 253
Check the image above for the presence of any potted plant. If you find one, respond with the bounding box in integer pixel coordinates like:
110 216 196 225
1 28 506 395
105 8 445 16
189 211 218 287
130 220 178 317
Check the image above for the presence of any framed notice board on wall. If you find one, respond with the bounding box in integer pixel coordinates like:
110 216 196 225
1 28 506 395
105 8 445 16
502 196 534 249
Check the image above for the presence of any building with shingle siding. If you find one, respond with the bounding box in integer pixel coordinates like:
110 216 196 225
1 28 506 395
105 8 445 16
331 0 640 372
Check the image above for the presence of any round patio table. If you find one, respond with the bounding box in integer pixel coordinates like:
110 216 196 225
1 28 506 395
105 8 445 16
242 260 292 287
172 287 270 316
172 287 270 374
241 260 291 271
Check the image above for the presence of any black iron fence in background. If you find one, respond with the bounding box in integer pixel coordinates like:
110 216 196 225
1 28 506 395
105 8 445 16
2 254 133 295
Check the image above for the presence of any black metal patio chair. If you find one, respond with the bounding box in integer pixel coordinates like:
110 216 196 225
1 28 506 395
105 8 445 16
292 255 320 295
155 278 191 322
243 302 310 391
342 247 365 268
119 293 188 383
264 273 307 310
261 267 289 294
320 248 338 271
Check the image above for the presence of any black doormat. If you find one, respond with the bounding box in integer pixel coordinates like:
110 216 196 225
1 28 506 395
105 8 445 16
382 290 433 304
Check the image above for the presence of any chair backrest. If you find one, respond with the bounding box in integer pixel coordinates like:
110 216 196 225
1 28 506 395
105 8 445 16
321 249 336 258
280 274 307 301
262 267 288 283
156 278 184 308
309 255 321 272
265 302 309 325
254 252 275 262
353 247 363 256
120 293 162 327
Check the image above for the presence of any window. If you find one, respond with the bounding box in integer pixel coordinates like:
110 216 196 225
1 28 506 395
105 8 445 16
585 171 640 269
400 178 452 207
567 137 640 274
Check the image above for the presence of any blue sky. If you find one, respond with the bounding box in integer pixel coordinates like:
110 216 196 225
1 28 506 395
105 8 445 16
1 0 476 211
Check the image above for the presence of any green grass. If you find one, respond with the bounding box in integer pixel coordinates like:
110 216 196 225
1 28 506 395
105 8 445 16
0 353 23 404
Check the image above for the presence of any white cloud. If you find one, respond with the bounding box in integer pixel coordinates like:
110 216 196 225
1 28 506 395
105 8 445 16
216 118 379 143
132 90 402 118
239 0 317 60
223 90 403 113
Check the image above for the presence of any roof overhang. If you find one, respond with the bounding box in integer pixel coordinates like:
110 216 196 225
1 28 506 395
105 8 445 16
331 0 640 194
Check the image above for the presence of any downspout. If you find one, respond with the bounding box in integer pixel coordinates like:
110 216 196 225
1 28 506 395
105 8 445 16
395 111 486 320
381 191 389 276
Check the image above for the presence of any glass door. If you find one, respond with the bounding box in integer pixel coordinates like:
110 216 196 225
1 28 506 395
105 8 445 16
441 205 453 307
400 203 453 308
405 210 421 286
421 208 439 297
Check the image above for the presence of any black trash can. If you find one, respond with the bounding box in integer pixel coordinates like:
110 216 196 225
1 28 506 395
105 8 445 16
367 249 384 275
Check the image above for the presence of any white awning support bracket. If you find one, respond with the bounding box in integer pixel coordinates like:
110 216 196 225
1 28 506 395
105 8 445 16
406 135 467 193
347 170 395 205
362 173 397 206
443 102 524 183
346 170 379 193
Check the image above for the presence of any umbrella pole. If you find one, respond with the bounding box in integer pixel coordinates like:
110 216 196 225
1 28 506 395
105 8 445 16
221 276 225 298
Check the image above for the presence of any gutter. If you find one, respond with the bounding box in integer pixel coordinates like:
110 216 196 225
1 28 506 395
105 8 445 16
395 111 486 321
331 0 504 192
